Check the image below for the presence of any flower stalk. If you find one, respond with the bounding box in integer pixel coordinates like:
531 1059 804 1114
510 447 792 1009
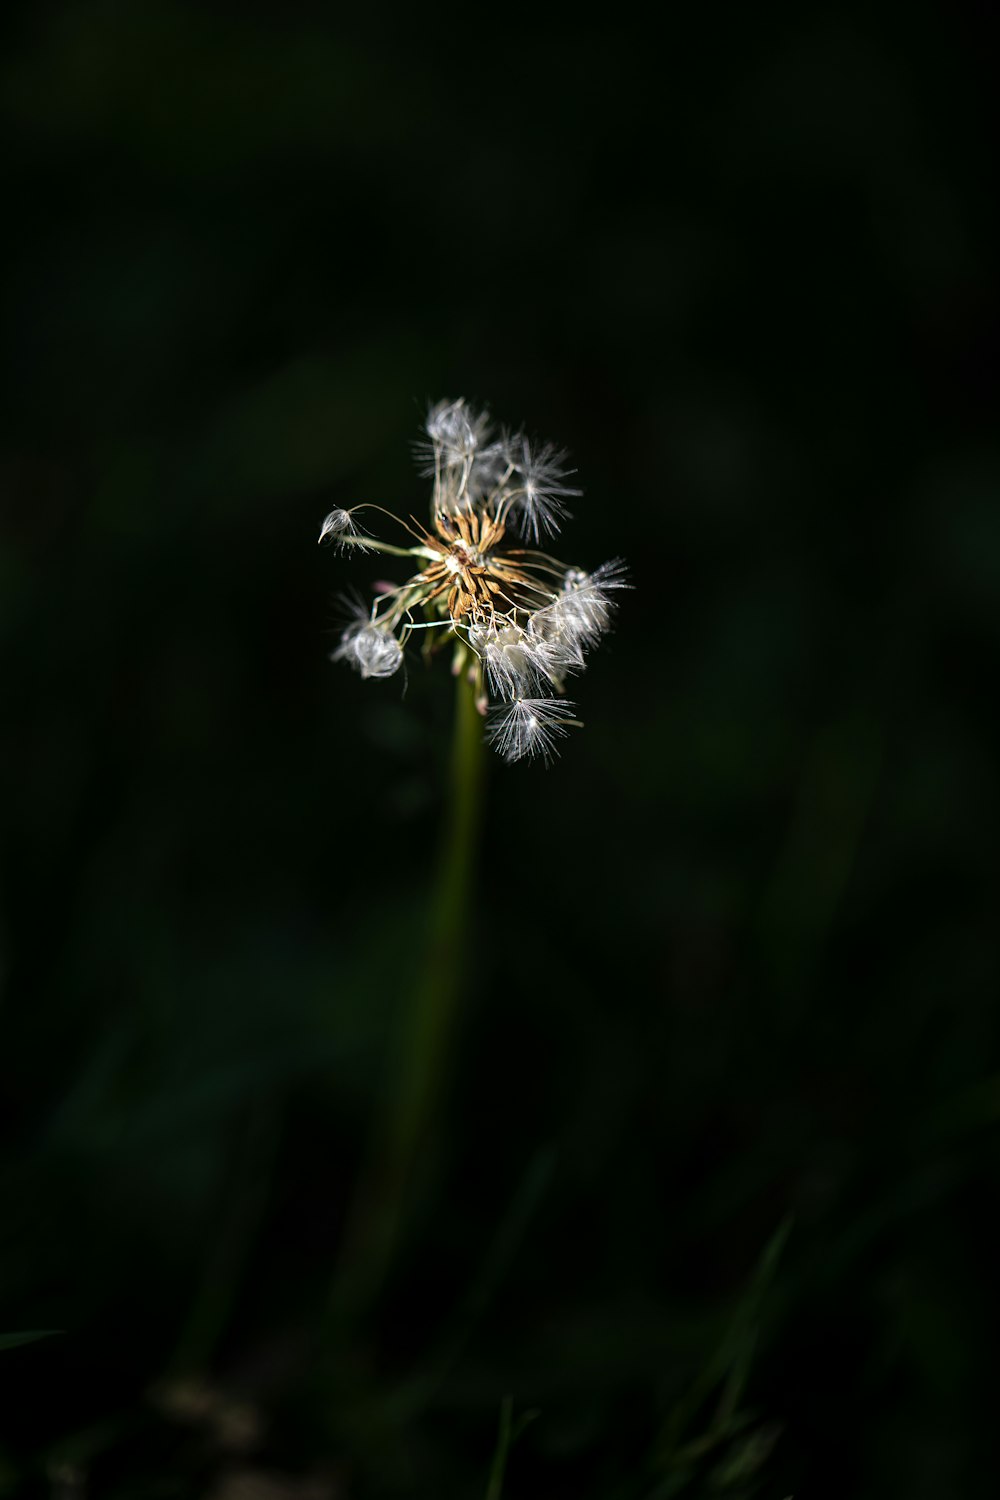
331 663 485 1316
389 659 485 1195
324 398 626 1317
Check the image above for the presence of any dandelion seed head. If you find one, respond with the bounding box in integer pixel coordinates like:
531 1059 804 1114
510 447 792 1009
321 400 627 762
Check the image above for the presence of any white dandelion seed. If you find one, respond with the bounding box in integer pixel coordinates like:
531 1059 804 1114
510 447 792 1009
501 433 580 541
333 619 403 679
485 697 580 765
469 620 555 701
424 398 491 460
552 559 630 646
417 398 495 514
525 606 588 685
318 508 370 550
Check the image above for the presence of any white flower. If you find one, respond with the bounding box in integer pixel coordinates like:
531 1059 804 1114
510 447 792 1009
485 697 580 764
333 619 403 679
322 400 628 763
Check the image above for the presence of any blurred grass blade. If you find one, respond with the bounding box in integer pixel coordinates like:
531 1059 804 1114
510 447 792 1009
355 1144 557 1429
714 1213 793 1427
485 1395 538 1500
0 1330 61 1352
656 1214 793 1468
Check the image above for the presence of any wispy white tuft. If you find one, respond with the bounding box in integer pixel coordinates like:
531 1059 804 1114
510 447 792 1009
418 399 495 514
466 438 513 508
501 433 580 540
553 559 630 645
485 697 580 764
525 606 587 685
333 619 403 679
469 620 554 700
424 398 491 459
318 508 369 550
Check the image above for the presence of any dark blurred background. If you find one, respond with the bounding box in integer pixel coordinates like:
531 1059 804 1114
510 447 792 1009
1 1 998 1496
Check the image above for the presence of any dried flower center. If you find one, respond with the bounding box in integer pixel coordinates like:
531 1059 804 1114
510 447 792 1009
445 543 484 573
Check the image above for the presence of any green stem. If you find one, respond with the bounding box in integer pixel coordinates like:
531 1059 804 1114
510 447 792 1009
331 667 486 1319
391 665 485 1162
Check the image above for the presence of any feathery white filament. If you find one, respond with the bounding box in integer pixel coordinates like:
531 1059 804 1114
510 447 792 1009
485 698 579 764
318 508 370 550
470 621 555 700
334 620 403 679
502 435 580 541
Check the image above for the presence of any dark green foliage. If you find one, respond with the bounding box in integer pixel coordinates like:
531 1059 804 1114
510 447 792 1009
1 1 997 1496
0 1335 60 1354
